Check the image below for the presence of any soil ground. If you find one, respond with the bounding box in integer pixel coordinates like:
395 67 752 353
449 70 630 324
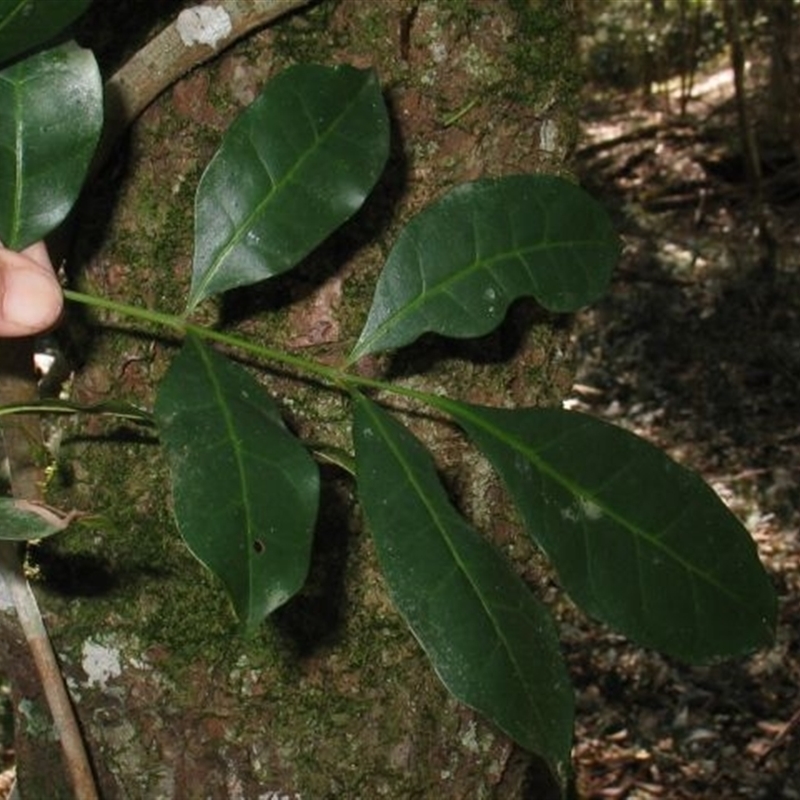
568 66 800 799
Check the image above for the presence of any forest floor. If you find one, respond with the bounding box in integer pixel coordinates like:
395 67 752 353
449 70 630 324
568 67 800 799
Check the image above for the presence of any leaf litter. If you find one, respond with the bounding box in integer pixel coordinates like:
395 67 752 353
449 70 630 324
568 62 800 800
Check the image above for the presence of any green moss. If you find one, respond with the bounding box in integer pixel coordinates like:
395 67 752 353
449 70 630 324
439 0 483 27
271 1 337 65
353 4 391 48
37 436 247 668
507 0 583 110
110 134 212 317
17 698 56 742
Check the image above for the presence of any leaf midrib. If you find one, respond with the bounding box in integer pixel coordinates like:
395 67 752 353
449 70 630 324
0 0 29 35
190 73 373 308
444 401 766 622
359 397 549 739
356 233 601 357
194 337 258 624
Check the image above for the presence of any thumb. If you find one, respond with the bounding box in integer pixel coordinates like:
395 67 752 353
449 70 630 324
0 242 63 337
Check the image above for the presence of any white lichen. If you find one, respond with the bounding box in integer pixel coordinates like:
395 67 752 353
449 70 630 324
0 575 13 612
81 638 122 688
176 6 232 49
561 495 604 523
539 118 560 154
578 495 604 521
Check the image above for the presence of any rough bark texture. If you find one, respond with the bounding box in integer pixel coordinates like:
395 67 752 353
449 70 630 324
1 1 582 797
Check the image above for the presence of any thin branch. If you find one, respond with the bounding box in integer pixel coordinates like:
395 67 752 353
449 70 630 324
98 0 315 168
0 546 99 800
0 339 99 799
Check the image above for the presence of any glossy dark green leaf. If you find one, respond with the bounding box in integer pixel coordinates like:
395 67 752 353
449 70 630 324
0 41 102 248
0 498 73 540
0 0 93 66
353 395 573 778
447 402 777 662
154 335 319 632
351 174 619 359
188 63 390 311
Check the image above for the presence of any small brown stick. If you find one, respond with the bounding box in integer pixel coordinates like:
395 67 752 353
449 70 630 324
759 705 800 762
0 545 100 800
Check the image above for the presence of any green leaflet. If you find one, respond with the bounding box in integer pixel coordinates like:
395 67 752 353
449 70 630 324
0 0 93 66
350 174 619 360
154 336 319 633
353 394 574 781
0 40 102 248
446 401 777 662
188 63 390 310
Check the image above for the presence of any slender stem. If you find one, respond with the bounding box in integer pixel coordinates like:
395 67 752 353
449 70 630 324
62 289 455 414
441 97 479 127
0 399 154 424
184 323 345 387
64 289 343 386
99 0 315 172
64 289 184 331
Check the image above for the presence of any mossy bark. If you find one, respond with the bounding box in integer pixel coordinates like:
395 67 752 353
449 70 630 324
1 2 583 797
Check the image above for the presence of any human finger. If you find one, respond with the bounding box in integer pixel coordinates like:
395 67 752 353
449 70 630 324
0 243 63 336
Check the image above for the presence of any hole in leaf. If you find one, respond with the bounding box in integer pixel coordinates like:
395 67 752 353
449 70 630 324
253 539 265 555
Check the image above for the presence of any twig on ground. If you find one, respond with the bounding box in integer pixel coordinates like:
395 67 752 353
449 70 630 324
759 705 800 762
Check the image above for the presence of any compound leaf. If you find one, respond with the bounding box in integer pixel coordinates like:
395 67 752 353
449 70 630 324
0 40 102 248
447 402 777 662
154 335 319 633
351 174 618 359
189 63 390 310
353 394 573 780
0 0 93 66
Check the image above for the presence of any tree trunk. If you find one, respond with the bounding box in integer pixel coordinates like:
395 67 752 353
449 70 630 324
766 0 799 154
723 0 778 276
1 2 582 797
